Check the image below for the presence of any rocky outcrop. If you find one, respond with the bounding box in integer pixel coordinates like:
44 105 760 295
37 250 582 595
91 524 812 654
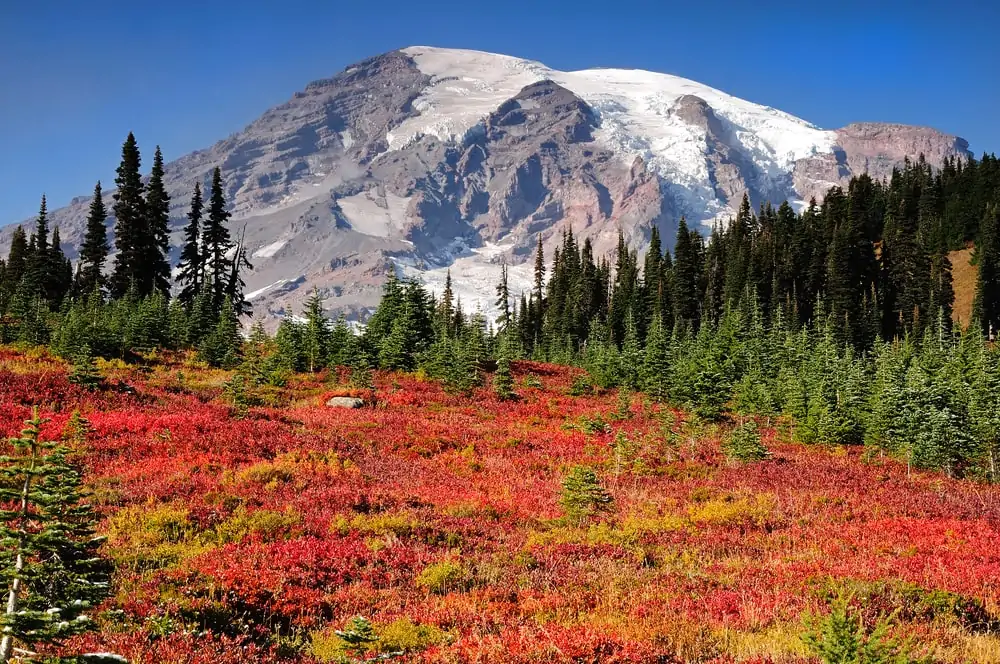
793 122 971 202
326 396 365 408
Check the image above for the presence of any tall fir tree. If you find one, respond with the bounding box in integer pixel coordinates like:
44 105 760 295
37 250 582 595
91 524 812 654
532 234 546 347
47 226 72 304
110 132 147 298
145 146 172 296
203 167 233 314
23 196 49 302
0 227 29 314
76 181 109 297
302 288 331 372
436 269 455 337
672 216 701 333
495 260 511 335
176 181 204 308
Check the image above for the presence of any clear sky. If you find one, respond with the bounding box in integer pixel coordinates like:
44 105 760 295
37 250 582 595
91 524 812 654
1 0 997 223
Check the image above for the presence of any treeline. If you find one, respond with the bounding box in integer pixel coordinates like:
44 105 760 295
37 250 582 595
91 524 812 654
0 133 253 359
510 153 1000 359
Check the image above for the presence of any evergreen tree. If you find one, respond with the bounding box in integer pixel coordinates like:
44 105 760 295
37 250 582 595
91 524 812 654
77 181 109 297
198 296 241 368
225 227 253 317
881 198 930 340
186 283 216 346
701 224 727 326
559 465 613 525
47 226 72 305
67 343 104 391
493 333 516 401
363 272 404 358
672 216 701 332
145 146 172 296
0 409 111 662
302 288 331 372
0 226 29 310
176 182 204 308
23 196 50 302
722 194 753 308
532 234 546 347
968 339 1000 482
110 132 147 298
641 225 663 328
203 167 233 315
641 311 670 400
329 315 356 368
495 261 512 335
436 269 455 337
723 420 771 463
274 317 306 373
974 204 1000 338
619 311 642 390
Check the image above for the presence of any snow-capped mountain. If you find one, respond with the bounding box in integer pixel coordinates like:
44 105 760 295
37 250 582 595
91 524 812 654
0 46 972 322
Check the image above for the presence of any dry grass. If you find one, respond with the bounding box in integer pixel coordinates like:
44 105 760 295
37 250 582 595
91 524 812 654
950 246 976 328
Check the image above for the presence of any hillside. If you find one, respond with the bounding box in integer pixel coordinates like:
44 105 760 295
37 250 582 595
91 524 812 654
0 47 971 323
1 346 998 663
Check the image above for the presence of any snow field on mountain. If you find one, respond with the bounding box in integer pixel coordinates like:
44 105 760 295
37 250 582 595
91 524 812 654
398 46 837 223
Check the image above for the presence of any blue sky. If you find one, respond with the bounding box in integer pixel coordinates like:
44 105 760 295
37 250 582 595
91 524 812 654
1 0 997 223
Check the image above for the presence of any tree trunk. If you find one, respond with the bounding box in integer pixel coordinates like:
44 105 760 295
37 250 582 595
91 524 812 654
0 440 36 663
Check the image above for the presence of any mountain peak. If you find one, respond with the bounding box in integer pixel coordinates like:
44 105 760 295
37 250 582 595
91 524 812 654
1 46 972 325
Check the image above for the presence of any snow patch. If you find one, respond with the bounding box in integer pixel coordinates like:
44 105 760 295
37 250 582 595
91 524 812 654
252 240 287 259
396 240 533 325
247 279 292 301
336 191 411 238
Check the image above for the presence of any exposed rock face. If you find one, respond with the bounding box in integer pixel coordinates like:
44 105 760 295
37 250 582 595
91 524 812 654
792 122 971 203
0 47 974 324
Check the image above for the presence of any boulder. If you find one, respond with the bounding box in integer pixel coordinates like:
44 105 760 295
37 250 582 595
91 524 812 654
326 396 365 408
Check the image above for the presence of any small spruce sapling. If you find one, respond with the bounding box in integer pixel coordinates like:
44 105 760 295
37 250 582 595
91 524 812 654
559 465 613 525
493 335 516 401
68 344 103 391
723 420 771 463
802 594 917 664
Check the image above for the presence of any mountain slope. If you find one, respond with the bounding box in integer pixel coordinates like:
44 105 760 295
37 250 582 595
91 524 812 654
0 46 972 322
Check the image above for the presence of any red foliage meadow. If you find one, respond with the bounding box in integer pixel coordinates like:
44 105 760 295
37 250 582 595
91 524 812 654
1 348 999 663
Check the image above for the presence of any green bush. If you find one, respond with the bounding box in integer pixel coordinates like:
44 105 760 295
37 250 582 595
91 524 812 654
723 421 771 463
568 374 594 396
802 594 919 664
559 465 613 524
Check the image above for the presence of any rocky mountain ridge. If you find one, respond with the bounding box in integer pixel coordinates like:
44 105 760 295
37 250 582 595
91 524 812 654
1 46 972 322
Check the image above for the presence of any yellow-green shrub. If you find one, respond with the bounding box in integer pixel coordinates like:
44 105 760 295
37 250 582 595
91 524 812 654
228 451 352 490
526 514 686 549
378 618 450 653
104 503 207 571
309 618 450 662
415 560 469 594
687 493 776 527
212 506 301 545
330 512 417 538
